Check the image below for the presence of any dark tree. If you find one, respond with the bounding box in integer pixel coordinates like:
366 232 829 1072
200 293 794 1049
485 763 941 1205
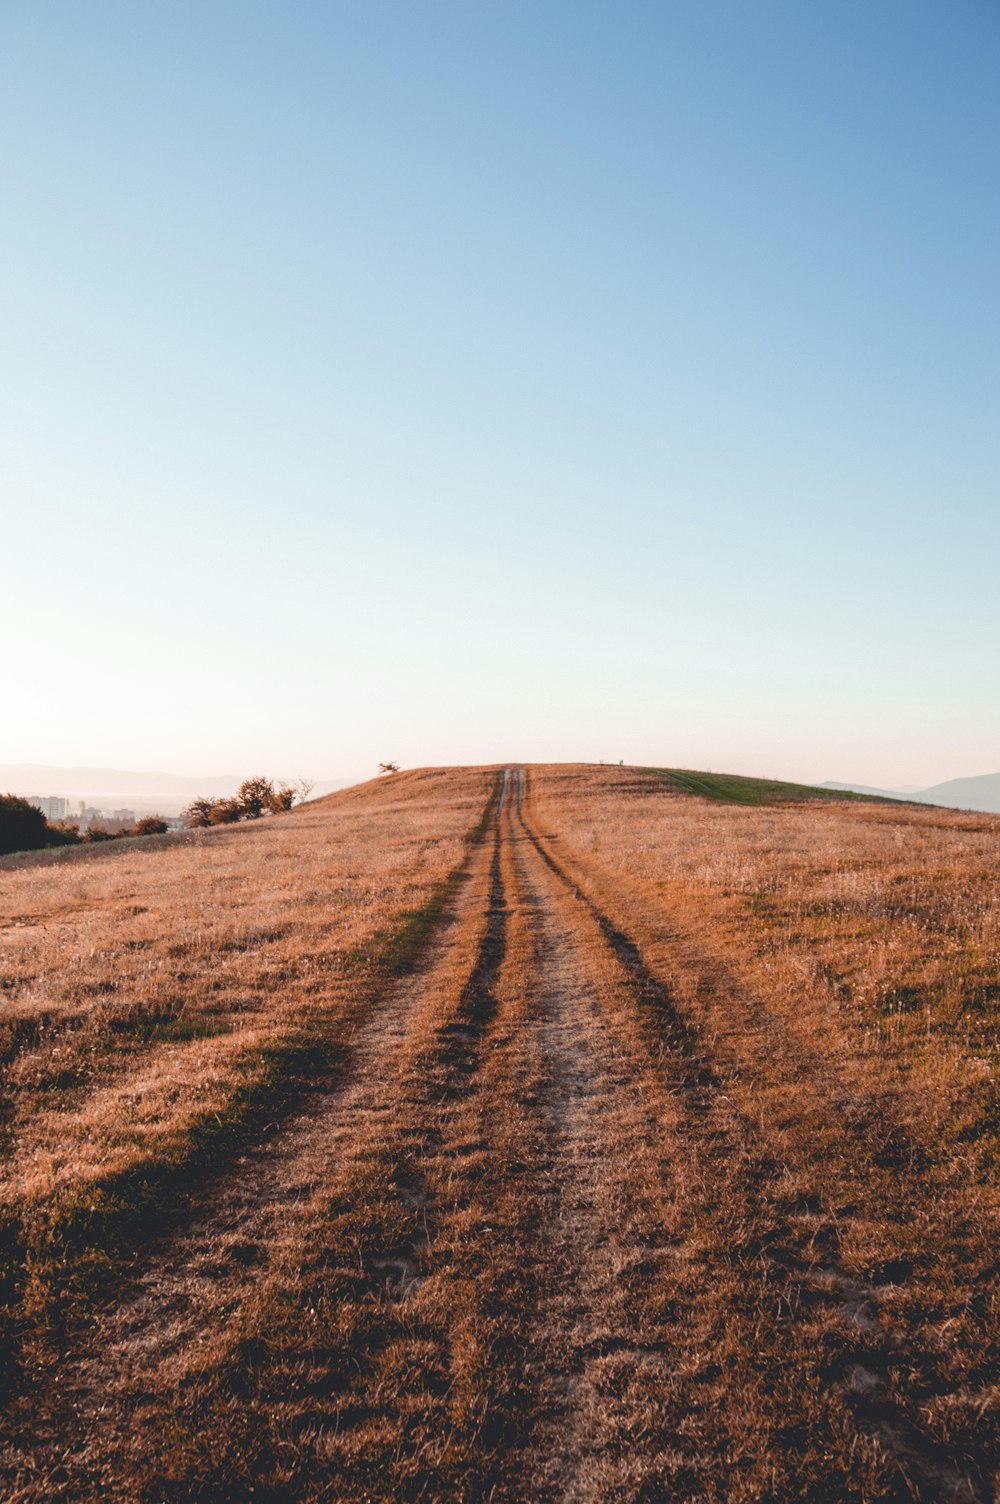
0 795 49 856
238 777 275 820
182 798 215 829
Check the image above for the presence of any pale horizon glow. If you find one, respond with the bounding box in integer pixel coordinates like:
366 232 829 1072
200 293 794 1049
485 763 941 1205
3 2 998 790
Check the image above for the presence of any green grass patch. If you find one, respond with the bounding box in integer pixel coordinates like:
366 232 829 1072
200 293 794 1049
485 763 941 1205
645 767 899 807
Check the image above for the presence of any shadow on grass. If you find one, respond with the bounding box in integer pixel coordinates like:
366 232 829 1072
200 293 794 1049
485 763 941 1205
0 776 503 1397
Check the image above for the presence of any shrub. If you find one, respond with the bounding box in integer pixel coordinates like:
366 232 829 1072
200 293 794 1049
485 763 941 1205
185 778 312 829
0 795 49 856
134 816 168 836
238 777 275 820
182 798 215 829
83 826 114 843
208 799 242 825
50 821 82 845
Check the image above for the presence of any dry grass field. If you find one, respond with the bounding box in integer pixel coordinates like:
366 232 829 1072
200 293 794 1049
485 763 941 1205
1 762 999 1501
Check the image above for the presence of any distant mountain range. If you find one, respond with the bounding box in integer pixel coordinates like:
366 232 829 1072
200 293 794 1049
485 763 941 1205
822 773 1000 814
0 765 345 817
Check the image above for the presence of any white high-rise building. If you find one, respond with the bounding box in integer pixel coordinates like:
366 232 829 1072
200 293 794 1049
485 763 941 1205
25 795 67 821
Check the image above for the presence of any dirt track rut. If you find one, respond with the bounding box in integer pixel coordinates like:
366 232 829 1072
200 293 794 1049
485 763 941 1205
509 782 987 1503
1 770 991 1502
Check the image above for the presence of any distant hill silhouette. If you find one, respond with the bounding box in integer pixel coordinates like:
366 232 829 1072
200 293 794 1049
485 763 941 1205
913 773 1000 813
0 765 243 800
823 774 1000 814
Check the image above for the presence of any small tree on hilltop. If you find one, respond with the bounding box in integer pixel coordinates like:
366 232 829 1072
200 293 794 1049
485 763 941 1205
293 778 315 804
378 762 400 775
238 776 274 820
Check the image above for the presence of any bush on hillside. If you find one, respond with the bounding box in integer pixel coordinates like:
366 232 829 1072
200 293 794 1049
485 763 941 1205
238 777 275 820
182 798 215 829
0 795 50 856
50 821 82 845
208 799 243 825
134 816 169 836
181 777 312 830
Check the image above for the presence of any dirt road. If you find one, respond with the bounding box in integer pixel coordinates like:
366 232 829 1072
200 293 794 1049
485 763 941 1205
1 770 991 1501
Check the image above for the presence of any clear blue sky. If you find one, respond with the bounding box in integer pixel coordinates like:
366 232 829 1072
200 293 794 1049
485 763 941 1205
4 1 997 785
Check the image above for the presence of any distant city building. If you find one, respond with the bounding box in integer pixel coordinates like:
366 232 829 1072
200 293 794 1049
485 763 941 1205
16 795 184 831
24 795 67 821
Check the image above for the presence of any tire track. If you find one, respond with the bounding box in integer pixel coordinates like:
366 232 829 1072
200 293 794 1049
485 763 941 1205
286 804 516 1502
502 806 704 1501
515 773 986 1504
0 793 508 1501
436 813 507 1091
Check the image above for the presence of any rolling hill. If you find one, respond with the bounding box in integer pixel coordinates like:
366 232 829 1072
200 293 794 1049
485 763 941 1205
1 763 998 1498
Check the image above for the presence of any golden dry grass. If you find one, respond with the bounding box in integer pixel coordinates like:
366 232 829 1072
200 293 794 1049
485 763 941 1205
1 762 998 1502
0 769 492 1352
531 763 1000 1163
526 764 1000 1496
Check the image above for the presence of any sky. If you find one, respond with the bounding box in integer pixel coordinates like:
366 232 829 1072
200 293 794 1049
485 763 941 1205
3 1 998 787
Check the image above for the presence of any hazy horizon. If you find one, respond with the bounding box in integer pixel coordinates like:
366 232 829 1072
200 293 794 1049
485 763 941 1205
4 3 997 784
4 757 1000 802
